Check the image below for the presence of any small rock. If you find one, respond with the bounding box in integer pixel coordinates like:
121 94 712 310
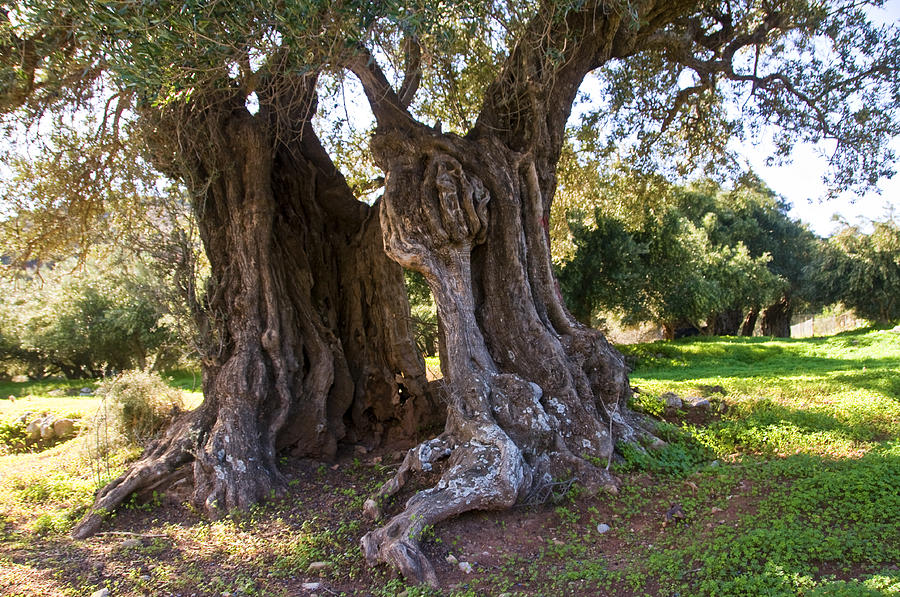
445 554 459 565
53 418 76 438
48 389 67 397
80 387 94 395
121 538 142 549
306 561 331 574
596 523 611 534
40 419 56 440
664 503 686 523
354 445 368 456
301 582 321 590
661 391 682 409
25 419 42 441
91 589 110 597
685 397 710 409
458 561 474 574
709 460 720 468
140 575 151 582
710 507 723 513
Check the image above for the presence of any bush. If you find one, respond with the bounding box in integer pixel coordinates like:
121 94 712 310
94 370 184 446
0 418 28 454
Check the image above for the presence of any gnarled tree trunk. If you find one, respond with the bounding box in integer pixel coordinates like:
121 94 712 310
74 92 439 538
359 127 660 585
741 308 760 336
350 0 698 582
712 308 744 336
761 296 793 338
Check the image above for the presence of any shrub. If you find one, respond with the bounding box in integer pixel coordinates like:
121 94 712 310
0 418 28 454
94 370 184 446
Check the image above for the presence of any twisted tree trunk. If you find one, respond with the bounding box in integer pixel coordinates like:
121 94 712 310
349 0 698 582
761 296 793 338
73 97 438 538
712 308 744 336
359 127 660 585
741 308 760 336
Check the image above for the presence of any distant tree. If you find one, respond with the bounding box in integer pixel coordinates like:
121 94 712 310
682 175 820 336
0 257 177 378
812 220 900 324
557 177 784 338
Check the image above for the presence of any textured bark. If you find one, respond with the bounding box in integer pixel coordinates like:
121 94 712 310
350 0 703 583
761 296 793 338
740 308 759 336
73 96 438 539
360 127 660 585
712 309 744 336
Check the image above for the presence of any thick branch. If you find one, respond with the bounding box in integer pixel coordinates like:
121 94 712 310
346 45 416 130
397 36 422 109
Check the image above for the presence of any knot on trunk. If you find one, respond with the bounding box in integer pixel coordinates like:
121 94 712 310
425 154 490 247
380 150 489 272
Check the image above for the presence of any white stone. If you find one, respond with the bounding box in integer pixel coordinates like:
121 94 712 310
596 523 611 534
306 561 331 574
91 589 110 597
445 554 458 565
301 582 321 590
458 561 474 574
53 418 75 438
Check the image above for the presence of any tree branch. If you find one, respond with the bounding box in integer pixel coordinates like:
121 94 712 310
397 36 422 109
346 44 416 129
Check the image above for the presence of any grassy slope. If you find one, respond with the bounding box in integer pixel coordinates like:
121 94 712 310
613 329 900 596
0 330 897 596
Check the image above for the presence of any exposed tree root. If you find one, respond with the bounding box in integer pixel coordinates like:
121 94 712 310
73 411 200 539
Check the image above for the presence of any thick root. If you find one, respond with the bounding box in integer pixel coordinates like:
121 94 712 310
72 404 286 538
361 432 526 585
72 413 197 539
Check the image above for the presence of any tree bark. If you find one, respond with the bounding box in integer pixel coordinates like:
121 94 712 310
712 308 744 336
740 308 759 336
760 296 792 338
349 1 701 583
73 95 438 538
359 126 660 585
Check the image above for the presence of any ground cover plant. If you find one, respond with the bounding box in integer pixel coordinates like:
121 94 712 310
0 327 897 595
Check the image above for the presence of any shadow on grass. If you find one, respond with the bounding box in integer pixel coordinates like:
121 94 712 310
626 442 900 596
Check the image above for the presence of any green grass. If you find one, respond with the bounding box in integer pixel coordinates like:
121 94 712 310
622 328 900 459
596 327 900 596
0 331 897 596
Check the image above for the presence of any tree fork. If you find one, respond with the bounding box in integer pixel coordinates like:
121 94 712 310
73 105 437 539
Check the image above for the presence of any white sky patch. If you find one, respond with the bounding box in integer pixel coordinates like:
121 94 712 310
245 92 260 115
